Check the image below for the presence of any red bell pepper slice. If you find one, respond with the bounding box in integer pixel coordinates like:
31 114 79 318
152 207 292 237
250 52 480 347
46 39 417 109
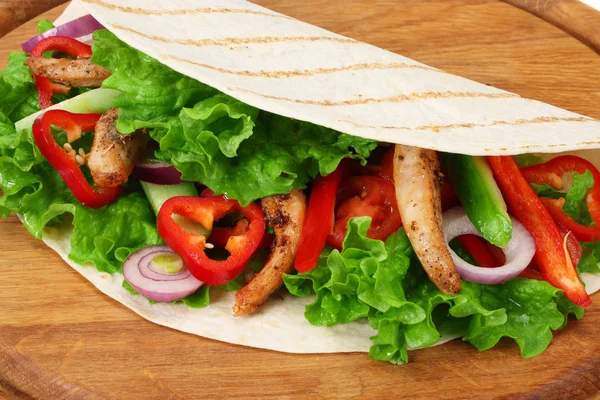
520 155 600 242
519 265 544 280
157 195 266 285
326 175 402 249
29 37 93 109
457 230 580 282
558 226 582 266
456 235 500 268
32 110 121 208
294 162 348 273
487 155 591 308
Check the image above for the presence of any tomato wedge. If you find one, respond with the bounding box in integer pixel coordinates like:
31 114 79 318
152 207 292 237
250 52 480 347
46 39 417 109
326 176 402 249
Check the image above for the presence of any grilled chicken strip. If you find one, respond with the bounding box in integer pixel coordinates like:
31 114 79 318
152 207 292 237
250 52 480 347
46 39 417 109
24 57 111 88
87 109 148 189
393 144 461 295
233 190 306 316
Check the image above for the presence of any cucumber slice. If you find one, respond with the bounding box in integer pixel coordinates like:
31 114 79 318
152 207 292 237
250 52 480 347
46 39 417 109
141 181 210 237
14 88 120 132
141 181 197 216
441 153 512 248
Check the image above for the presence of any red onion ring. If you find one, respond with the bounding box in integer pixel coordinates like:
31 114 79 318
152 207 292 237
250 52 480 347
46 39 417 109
138 250 191 281
22 15 104 53
123 245 203 302
443 207 535 284
133 158 183 185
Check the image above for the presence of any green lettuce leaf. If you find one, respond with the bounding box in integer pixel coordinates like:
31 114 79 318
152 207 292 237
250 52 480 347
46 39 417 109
284 217 584 364
513 154 546 167
37 19 55 34
463 279 581 358
90 30 217 133
562 170 594 226
69 188 162 274
578 242 600 274
0 52 39 122
153 108 375 205
531 171 594 226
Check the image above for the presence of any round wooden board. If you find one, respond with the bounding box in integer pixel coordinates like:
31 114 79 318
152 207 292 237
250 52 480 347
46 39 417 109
1 1 600 399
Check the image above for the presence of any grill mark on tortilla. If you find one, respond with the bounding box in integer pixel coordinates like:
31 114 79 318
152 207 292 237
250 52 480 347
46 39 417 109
159 54 439 77
340 116 595 132
81 0 291 19
108 24 357 47
226 88 519 106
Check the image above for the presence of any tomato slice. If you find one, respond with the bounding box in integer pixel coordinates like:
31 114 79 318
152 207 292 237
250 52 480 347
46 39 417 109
326 176 402 249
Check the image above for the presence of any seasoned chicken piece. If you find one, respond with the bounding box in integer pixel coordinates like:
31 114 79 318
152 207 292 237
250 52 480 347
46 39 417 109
87 109 148 189
393 144 461 295
233 190 306 316
24 57 111 87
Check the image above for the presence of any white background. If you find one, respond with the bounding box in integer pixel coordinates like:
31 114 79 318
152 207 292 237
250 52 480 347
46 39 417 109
580 0 600 12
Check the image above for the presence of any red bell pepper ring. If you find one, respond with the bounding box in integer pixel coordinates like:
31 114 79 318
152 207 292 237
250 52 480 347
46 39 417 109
29 37 93 109
198 186 274 250
294 162 348 273
32 110 121 208
157 195 266 285
520 155 600 242
487 155 591 308
210 227 274 251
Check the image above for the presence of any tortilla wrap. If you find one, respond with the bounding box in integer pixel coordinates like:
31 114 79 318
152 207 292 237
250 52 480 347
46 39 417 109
23 0 600 354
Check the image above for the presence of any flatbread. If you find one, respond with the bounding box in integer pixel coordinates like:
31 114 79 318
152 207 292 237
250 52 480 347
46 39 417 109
71 0 600 156
28 0 600 354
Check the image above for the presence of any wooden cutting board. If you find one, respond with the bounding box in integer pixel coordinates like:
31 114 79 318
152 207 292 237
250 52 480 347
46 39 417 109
1 1 600 399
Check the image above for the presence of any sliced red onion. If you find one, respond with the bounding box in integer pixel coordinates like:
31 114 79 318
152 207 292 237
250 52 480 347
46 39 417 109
139 250 190 281
22 15 105 53
123 245 203 302
133 158 183 185
442 207 535 285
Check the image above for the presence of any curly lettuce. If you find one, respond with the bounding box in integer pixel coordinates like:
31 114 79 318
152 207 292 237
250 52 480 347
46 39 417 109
284 218 584 364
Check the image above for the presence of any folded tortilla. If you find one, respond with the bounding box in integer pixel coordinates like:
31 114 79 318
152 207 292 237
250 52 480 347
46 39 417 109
38 0 600 354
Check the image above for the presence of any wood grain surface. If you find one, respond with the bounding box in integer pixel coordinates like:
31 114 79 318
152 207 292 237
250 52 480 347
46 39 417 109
1 1 600 399
503 0 600 54
0 0 66 38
